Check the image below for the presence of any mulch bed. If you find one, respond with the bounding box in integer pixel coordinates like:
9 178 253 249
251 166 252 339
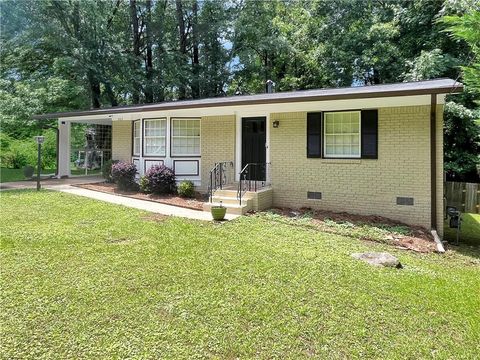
268 207 437 253
75 182 206 211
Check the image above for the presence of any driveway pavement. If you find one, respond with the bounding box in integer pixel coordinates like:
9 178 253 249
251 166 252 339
0 176 104 190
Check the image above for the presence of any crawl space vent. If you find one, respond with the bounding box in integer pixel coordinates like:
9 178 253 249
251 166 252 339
307 191 322 200
396 197 414 206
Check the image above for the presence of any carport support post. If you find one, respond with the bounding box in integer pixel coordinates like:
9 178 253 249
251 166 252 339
57 120 71 178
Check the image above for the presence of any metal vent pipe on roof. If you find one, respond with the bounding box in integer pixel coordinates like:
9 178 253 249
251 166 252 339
266 80 276 93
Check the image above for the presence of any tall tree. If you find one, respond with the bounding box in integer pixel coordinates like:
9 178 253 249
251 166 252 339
175 0 188 100
130 0 142 104
144 0 154 103
191 0 200 99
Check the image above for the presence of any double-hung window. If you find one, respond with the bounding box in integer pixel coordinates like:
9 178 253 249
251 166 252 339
171 118 200 156
324 111 361 158
133 120 141 156
143 118 166 156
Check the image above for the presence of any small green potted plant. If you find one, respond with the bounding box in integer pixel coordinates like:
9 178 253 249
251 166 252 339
211 201 226 221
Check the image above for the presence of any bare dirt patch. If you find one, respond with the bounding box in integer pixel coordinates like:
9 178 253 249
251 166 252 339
76 182 205 211
266 207 437 253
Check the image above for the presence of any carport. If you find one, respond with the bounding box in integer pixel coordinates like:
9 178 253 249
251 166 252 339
55 116 112 177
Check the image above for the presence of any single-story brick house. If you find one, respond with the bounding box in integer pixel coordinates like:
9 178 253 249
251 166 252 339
34 78 463 237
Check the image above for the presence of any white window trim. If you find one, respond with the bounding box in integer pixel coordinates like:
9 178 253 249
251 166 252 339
171 118 201 157
133 120 141 156
323 111 361 159
143 118 167 157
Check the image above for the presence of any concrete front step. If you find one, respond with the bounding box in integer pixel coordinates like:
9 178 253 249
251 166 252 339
211 195 252 207
213 189 255 200
203 202 250 215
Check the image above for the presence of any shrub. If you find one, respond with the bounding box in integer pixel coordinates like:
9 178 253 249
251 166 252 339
178 180 195 198
1 150 28 168
111 161 138 191
139 175 150 193
23 165 35 178
102 159 119 183
0 130 57 170
143 164 176 195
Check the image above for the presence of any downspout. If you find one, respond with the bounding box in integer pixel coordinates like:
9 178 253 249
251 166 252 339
430 93 445 253
430 93 437 230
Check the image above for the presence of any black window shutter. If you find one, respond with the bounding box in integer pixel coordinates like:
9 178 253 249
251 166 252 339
307 112 322 158
361 110 378 159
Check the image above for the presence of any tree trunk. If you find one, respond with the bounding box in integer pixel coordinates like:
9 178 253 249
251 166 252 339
145 0 154 103
192 0 200 99
176 0 187 100
103 81 118 107
130 0 140 104
88 71 101 109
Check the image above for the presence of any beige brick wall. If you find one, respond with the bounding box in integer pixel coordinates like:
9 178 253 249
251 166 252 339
112 121 132 162
200 115 236 191
250 188 273 211
269 105 444 232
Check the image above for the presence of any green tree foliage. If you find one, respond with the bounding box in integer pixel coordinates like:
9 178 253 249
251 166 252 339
442 9 480 94
0 0 478 181
444 102 480 181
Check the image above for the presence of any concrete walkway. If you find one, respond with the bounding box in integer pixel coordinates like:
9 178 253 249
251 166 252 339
1 177 238 221
53 185 238 221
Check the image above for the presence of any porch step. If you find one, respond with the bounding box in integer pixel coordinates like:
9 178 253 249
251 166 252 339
213 189 255 200
203 202 251 215
211 195 252 207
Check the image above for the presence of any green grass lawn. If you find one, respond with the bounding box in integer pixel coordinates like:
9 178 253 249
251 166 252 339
0 168 27 183
445 213 480 246
1 190 479 359
0 167 100 183
0 168 56 183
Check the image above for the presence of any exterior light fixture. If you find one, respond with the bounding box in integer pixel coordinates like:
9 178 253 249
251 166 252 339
273 120 280 128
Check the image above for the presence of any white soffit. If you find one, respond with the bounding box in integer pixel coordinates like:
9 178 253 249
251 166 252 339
62 94 442 121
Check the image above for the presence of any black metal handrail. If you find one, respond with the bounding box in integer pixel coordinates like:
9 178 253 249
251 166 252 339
237 163 270 205
208 161 234 202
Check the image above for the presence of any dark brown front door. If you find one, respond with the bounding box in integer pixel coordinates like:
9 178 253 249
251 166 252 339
242 117 266 181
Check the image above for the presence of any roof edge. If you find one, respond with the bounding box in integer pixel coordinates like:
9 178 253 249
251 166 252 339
33 80 463 120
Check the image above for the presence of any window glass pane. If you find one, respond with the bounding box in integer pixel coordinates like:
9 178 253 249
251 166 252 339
133 121 141 155
171 118 200 156
143 119 166 156
324 112 360 158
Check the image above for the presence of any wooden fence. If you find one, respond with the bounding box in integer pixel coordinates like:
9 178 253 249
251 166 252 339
445 182 480 214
